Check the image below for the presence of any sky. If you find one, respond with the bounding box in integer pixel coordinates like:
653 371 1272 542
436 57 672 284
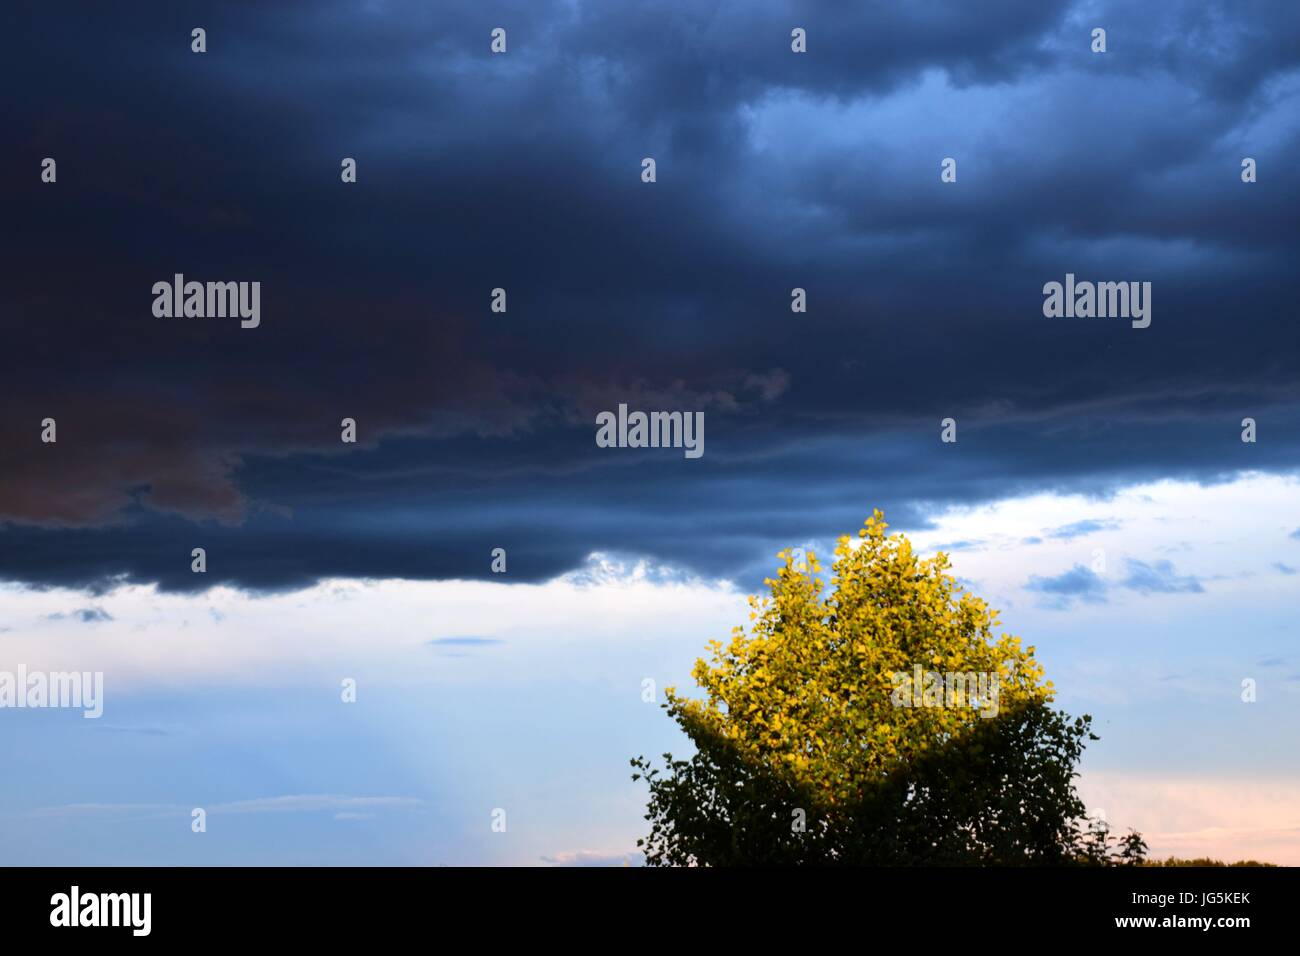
2 0 1298 865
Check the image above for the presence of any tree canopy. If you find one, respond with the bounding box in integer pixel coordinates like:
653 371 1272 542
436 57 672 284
633 511 1144 865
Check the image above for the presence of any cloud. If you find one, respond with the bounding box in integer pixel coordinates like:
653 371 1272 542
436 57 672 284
1025 564 1108 609
540 849 640 867
1274 562 1297 575
26 794 422 820
1120 558 1205 595
1024 553 1209 607
211 795 423 815
95 726 171 737
427 636 505 657
1044 518 1122 541
932 539 985 553
24 803 178 820
46 607 113 623
1 0 1298 593
0 562 745 691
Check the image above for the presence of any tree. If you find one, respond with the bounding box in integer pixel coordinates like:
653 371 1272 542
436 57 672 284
632 510 1144 866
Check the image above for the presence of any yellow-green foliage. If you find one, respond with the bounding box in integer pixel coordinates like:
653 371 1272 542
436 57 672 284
667 510 1055 805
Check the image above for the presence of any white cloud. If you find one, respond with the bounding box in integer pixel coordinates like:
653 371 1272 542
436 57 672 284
0 556 745 691
904 473 1300 618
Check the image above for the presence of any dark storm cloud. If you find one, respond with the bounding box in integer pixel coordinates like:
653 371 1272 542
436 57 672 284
2 0 1298 592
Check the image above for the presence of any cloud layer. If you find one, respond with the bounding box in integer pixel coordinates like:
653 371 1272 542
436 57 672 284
3 0 1298 594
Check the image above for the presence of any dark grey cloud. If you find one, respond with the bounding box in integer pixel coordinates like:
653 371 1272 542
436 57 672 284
2 0 1298 592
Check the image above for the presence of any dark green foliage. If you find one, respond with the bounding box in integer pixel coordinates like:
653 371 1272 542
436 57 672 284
633 701 1146 866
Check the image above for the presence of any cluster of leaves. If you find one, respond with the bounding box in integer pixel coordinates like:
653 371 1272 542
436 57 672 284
1079 819 1148 867
632 511 1146 866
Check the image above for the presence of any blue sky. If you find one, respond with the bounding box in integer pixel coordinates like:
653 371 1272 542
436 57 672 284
3 474 1298 864
2 0 1298 864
